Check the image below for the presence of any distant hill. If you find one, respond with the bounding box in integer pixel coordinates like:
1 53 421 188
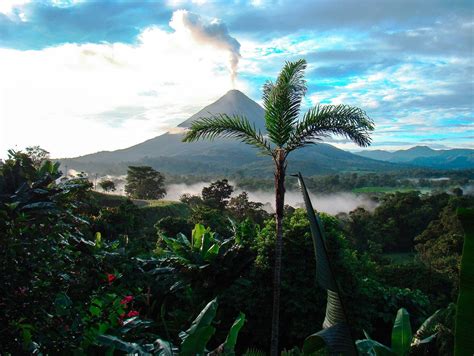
58 90 405 178
355 146 474 169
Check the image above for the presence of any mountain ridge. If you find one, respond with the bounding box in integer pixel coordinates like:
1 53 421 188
355 146 474 169
58 90 417 177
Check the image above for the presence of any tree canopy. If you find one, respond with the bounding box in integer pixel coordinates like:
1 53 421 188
125 166 166 200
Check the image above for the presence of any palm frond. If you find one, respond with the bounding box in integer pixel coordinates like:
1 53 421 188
286 104 374 153
182 114 273 156
263 59 307 147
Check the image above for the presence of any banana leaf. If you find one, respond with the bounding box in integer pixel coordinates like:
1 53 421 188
455 208 474 356
412 309 440 346
391 308 412 356
222 312 246 355
179 298 218 356
192 224 207 249
295 172 356 355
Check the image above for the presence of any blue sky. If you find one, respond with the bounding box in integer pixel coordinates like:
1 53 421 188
0 0 472 158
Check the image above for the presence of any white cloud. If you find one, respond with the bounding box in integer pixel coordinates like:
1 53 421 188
0 0 30 14
0 11 244 159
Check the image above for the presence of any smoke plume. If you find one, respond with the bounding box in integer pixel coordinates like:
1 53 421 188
170 10 241 85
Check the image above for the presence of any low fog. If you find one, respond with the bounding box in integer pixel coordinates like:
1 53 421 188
86 175 377 215
166 182 377 215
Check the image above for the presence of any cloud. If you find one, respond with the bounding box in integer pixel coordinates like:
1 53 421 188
0 1 172 49
1 0 472 157
229 0 472 34
170 10 241 84
0 10 247 158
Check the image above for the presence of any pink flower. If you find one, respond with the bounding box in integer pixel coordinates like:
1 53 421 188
126 310 139 318
106 273 116 284
120 296 133 305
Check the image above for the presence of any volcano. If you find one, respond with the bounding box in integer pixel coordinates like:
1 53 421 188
58 90 400 177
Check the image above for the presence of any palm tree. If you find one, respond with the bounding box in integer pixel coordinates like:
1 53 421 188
183 59 374 355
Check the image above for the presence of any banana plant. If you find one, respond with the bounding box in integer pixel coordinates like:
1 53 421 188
161 224 232 266
455 208 474 355
294 173 356 355
356 308 440 356
97 298 246 355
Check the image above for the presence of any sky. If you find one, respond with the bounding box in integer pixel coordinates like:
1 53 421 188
0 0 473 158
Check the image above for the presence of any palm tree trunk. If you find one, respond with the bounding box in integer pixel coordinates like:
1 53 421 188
270 149 286 356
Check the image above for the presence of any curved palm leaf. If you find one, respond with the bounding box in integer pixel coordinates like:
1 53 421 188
182 114 273 156
286 104 374 153
295 173 356 355
263 59 307 147
304 324 357 355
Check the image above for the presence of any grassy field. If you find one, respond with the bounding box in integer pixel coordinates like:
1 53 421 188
352 186 431 193
91 191 191 232
383 252 415 264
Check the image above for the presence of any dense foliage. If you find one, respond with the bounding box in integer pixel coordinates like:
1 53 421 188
0 149 471 354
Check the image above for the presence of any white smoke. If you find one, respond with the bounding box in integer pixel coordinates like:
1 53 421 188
170 10 241 86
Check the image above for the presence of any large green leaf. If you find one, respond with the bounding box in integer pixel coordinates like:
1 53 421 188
295 173 356 355
192 224 206 249
154 338 174 356
96 335 150 355
200 231 213 255
356 339 396 356
455 208 474 356
303 323 355 355
179 298 218 356
180 326 215 356
323 290 346 328
204 243 220 260
391 308 412 356
223 312 246 355
294 172 335 291
412 309 440 346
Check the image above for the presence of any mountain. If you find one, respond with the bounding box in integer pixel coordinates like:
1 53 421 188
58 90 403 177
178 89 266 130
355 146 474 169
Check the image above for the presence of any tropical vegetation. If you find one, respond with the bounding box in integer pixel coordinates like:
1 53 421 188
183 59 374 354
1 58 472 355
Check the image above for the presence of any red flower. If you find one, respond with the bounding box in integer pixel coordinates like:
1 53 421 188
106 273 116 284
120 296 133 305
126 310 139 318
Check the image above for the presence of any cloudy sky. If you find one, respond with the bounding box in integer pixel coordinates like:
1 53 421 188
0 0 472 158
